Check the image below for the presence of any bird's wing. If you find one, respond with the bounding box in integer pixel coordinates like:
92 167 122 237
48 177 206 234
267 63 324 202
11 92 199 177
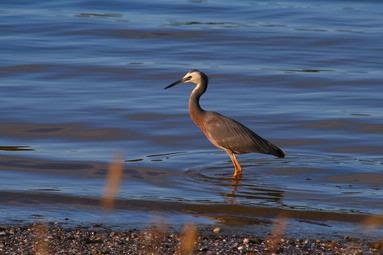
204 112 284 157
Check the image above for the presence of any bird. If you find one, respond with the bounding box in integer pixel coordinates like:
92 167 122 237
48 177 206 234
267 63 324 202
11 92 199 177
164 69 285 178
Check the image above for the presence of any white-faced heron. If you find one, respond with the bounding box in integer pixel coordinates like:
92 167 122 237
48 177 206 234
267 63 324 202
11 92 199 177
165 69 285 178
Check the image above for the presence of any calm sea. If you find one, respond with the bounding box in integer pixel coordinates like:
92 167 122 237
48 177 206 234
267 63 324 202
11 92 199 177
1 0 382 237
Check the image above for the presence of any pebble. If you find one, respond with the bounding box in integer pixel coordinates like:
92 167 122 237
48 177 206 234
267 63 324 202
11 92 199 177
213 227 220 234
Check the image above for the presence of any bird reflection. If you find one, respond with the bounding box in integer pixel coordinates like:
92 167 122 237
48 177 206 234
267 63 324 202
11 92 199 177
225 178 241 204
224 175 285 206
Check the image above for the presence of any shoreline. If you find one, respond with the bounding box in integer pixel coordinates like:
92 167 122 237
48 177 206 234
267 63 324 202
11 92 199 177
1 222 382 254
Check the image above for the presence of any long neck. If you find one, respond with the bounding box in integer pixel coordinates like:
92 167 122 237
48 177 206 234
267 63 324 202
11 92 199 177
189 78 207 127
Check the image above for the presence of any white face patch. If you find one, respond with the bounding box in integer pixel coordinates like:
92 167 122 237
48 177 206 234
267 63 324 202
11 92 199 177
183 71 202 85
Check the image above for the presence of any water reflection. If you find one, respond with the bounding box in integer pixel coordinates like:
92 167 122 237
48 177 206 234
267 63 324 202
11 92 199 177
1 0 383 234
225 176 285 206
225 178 241 204
185 159 285 207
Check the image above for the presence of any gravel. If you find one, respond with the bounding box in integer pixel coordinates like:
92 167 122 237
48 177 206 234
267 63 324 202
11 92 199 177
0 223 382 254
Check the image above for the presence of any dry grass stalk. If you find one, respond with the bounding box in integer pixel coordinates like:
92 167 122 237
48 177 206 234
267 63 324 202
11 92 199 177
178 223 198 255
361 215 383 250
32 223 49 255
361 215 383 231
139 221 169 255
265 215 287 254
101 154 124 210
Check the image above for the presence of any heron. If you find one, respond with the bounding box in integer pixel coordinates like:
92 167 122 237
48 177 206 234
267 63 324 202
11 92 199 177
164 70 285 178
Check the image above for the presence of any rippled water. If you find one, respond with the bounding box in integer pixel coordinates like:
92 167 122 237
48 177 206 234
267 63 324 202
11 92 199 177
1 0 383 237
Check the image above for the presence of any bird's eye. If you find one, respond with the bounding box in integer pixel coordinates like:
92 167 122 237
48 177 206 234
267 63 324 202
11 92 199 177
185 76 192 80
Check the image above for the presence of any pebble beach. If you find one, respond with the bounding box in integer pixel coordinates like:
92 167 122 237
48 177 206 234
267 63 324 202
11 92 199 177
1 223 382 254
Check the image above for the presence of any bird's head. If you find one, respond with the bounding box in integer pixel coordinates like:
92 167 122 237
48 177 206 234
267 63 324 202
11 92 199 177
164 69 206 89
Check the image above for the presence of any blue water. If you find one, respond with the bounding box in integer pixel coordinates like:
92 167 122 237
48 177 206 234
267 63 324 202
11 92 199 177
1 0 382 237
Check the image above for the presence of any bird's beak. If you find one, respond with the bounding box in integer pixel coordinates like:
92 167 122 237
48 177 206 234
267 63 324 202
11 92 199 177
164 78 184 89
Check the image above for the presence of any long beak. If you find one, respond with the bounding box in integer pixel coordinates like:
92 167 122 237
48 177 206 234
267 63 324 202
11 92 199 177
164 79 183 89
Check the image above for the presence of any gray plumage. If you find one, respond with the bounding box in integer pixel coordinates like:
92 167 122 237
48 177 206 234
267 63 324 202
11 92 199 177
165 69 285 178
204 112 285 157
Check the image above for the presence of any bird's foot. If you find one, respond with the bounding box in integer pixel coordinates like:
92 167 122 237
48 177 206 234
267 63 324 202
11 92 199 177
232 168 242 179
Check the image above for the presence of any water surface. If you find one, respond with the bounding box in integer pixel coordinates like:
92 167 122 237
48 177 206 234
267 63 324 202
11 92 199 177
1 0 383 237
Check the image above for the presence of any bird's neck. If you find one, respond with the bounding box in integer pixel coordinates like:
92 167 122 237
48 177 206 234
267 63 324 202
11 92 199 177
189 79 207 127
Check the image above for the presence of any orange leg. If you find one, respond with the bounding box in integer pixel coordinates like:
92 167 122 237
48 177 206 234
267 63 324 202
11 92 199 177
226 150 242 178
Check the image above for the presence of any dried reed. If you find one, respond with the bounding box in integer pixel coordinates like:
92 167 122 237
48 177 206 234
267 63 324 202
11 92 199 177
178 223 198 255
101 154 124 210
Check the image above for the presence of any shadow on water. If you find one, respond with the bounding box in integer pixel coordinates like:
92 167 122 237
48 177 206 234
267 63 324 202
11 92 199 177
280 69 333 73
76 13 123 18
169 21 243 28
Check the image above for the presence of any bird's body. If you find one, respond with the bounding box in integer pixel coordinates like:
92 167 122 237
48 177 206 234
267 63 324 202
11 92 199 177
165 70 285 178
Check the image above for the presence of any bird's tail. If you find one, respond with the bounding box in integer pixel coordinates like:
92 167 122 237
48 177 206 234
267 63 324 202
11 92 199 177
268 142 285 158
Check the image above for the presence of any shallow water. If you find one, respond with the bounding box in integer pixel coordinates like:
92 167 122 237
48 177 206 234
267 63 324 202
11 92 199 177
1 0 383 237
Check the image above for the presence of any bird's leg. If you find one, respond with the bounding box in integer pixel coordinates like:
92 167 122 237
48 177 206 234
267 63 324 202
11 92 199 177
232 153 242 178
226 150 242 178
